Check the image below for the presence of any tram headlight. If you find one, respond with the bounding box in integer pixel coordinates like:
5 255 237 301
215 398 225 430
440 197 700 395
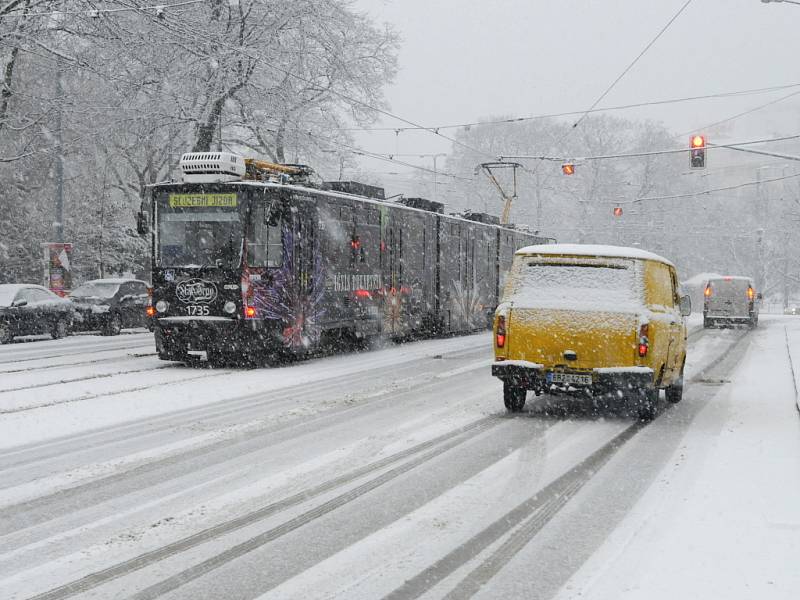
155 300 169 313
223 301 236 314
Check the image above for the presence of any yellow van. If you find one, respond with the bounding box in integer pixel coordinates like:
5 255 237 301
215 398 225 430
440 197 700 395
491 244 691 420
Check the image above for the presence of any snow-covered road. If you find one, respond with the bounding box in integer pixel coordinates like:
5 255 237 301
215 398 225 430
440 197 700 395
0 317 797 599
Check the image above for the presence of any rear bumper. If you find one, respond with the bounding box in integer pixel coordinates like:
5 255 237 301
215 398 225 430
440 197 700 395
491 361 654 392
704 314 754 322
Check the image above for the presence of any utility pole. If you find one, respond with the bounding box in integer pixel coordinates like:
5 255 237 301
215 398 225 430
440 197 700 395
429 153 446 204
756 166 766 294
53 53 64 242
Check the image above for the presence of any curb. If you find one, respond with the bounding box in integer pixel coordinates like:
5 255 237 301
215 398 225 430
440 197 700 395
783 325 800 417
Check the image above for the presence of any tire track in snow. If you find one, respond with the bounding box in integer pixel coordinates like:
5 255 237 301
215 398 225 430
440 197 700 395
23 415 507 600
383 422 645 600
387 327 755 600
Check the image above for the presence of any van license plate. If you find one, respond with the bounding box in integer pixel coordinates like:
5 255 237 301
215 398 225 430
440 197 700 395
549 372 592 385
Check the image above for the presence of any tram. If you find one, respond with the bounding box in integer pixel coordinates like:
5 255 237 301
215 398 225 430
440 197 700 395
138 152 551 363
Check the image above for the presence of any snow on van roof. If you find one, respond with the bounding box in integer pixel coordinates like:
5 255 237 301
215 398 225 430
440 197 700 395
515 244 674 266
707 275 754 283
682 272 724 286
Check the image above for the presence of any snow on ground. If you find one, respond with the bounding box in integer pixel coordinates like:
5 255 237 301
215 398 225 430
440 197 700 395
254 420 630 600
0 332 490 449
1 315 794 600
554 314 800 600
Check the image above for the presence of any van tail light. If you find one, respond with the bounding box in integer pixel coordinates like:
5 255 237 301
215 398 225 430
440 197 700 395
496 315 506 348
638 323 649 358
704 285 712 298
747 287 755 301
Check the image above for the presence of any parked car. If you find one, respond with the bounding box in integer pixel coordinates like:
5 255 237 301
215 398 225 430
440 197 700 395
491 244 691 420
0 284 75 343
703 276 760 328
69 278 150 335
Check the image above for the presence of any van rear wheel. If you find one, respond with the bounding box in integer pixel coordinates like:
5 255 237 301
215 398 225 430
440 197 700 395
503 382 527 413
636 387 659 421
666 367 684 404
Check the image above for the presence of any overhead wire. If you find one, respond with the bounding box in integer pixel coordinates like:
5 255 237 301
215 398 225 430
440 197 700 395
678 87 800 137
565 0 694 136
517 0 695 221
332 82 800 133
294 128 473 182
499 133 800 163
633 170 800 203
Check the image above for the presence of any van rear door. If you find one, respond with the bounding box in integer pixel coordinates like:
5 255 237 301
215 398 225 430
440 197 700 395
502 257 643 369
705 278 752 318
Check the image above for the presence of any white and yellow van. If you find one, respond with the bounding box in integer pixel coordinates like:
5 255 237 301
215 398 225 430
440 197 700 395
491 244 691 420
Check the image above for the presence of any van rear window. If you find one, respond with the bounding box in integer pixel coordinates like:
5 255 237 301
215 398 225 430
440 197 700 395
504 258 643 312
707 278 751 292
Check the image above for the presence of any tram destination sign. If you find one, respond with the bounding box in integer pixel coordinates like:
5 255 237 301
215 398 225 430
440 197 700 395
168 193 238 208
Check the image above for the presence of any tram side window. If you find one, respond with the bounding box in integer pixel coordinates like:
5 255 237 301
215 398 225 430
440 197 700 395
248 204 283 268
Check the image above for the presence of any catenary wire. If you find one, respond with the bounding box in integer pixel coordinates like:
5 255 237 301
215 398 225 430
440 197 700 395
333 82 800 133
632 170 800 203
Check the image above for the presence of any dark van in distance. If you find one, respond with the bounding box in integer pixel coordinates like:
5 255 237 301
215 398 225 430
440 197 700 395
703 276 760 328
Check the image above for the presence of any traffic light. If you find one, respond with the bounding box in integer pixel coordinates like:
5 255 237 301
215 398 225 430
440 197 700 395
690 135 706 169
561 163 575 175
613 206 623 217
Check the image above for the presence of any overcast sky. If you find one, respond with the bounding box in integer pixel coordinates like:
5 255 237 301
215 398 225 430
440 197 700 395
352 0 800 170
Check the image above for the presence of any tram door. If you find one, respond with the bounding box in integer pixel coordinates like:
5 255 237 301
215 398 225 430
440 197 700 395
380 209 406 336
288 196 319 347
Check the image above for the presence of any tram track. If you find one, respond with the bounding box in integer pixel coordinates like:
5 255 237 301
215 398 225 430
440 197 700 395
0 367 237 415
0 343 490 475
0 338 154 366
0 362 176 395
23 415 507 600
0 348 492 522
0 349 156 375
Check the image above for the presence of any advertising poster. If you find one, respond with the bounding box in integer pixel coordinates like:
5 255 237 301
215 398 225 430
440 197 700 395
43 242 73 296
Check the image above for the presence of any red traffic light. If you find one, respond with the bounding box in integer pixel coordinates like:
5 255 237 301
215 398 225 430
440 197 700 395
613 206 623 217
691 135 706 148
561 163 575 175
690 134 707 169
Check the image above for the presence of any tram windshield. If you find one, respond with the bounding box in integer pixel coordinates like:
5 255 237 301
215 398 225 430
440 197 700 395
156 192 243 269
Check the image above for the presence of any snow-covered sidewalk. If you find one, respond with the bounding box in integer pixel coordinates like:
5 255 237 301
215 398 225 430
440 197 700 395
556 315 800 600
783 317 800 416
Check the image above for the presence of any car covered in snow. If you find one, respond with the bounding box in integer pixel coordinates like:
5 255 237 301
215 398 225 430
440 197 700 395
703 276 760 328
69 278 150 335
491 244 691 420
0 284 75 343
